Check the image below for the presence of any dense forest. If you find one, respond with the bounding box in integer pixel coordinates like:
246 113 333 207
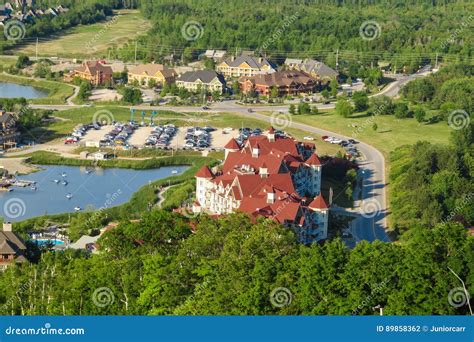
401 63 474 115
390 123 474 237
0 211 472 315
123 0 474 67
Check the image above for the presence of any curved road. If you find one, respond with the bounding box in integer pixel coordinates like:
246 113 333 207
26 71 432 244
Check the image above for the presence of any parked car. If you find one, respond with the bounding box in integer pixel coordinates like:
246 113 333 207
303 136 315 141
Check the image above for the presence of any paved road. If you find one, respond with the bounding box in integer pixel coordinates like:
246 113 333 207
233 109 390 243
26 71 432 243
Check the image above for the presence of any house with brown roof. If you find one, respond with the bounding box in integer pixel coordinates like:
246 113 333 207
217 55 277 78
175 70 226 94
0 222 27 271
284 58 339 83
128 63 177 87
67 61 113 86
194 127 329 243
0 111 20 149
239 70 317 96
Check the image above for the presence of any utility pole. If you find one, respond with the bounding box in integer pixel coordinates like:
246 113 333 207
435 53 439 69
35 37 38 61
335 49 339 72
134 40 138 63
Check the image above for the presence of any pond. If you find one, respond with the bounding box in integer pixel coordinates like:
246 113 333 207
0 165 188 222
0 82 49 99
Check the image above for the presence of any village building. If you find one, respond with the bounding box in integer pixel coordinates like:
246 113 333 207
128 63 177 87
65 61 113 86
0 222 26 271
193 127 329 243
284 58 339 83
175 70 226 94
204 50 227 62
217 55 277 78
0 111 20 149
239 70 317 96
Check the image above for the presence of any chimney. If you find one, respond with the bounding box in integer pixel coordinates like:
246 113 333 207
258 57 263 64
267 126 275 142
259 165 268 178
267 191 276 204
231 56 235 62
3 222 12 232
252 144 260 158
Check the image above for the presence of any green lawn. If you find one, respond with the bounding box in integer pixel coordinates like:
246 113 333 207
13 10 150 58
0 73 74 104
41 107 343 156
0 56 17 71
260 110 452 160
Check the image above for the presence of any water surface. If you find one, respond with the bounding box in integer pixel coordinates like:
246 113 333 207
0 82 48 99
0 165 188 221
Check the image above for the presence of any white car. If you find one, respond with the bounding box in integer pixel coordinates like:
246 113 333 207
303 136 315 141
223 127 233 133
330 138 343 144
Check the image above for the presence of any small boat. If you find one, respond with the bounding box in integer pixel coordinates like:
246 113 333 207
31 186 37 191
53 179 60 184
66 193 73 199
74 206 82 211
171 169 178 174
61 180 68 186
85 170 92 174
61 172 67 177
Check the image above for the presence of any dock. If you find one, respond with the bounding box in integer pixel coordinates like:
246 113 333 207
11 180 36 187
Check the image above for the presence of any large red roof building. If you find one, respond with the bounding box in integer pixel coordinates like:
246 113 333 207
194 128 329 243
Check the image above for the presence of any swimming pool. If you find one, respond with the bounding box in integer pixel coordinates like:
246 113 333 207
34 239 65 246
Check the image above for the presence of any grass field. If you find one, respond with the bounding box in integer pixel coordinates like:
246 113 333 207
13 10 150 58
0 56 17 71
38 106 344 156
260 110 452 160
0 73 75 104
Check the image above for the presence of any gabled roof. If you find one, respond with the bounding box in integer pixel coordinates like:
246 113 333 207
176 70 225 85
305 153 322 166
195 166 213 178
308 194 329 210
75 61 113 76
129 64 176 79
0 230 26 255
301 59 338 79
239 70 316 88
222 55 277 70
224 138 240 150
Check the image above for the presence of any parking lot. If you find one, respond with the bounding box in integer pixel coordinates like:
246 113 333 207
75 123 241 151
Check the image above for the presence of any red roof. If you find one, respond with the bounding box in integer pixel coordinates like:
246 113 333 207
224 138 240 150
195 166 213 178
305 153 322 166
308 194 329 210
